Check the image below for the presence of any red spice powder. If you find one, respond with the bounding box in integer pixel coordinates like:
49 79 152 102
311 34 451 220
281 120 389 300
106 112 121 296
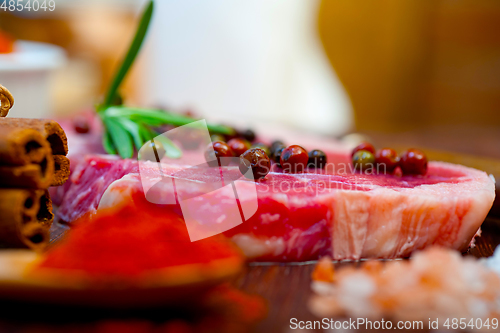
38 200 243 278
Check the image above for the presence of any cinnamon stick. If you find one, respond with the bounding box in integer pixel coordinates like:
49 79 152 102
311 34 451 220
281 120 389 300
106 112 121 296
0 118 68 155
0 162 54 189
0 125 55 189
52 155 70 186
0 84 14 117
0 118 68 186
0 126 51 166
37 190 54 228
22 222 50 252
0 189 52 251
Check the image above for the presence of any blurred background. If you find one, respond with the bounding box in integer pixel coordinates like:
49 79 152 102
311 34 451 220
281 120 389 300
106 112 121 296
1 0 500 158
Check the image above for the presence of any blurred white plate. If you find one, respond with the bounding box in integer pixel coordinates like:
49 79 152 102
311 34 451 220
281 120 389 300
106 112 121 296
0 41 65 118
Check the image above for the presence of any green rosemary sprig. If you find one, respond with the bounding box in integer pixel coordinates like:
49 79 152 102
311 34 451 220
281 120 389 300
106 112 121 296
97 0 234 159
101 1 154 110
99 107 233 158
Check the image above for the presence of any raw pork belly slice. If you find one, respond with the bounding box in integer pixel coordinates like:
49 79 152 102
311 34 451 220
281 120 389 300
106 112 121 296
57 152 495 262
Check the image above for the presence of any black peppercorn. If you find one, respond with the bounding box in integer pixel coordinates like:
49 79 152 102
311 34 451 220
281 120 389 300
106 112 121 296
273 146 284 166
308 149 327 169
270 140 285 158
240 129 256 142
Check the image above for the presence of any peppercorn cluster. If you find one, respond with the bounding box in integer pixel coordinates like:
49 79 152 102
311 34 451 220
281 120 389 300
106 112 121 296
204 129 328 180
351 142 428 175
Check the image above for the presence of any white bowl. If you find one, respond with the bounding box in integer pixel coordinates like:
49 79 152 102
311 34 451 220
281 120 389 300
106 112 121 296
0 41 65 118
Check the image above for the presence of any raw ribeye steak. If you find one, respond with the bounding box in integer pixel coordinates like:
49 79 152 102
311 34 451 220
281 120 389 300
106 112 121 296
56 149 495 261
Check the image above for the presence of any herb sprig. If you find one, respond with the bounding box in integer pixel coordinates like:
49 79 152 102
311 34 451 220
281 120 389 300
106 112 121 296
97 0 234 159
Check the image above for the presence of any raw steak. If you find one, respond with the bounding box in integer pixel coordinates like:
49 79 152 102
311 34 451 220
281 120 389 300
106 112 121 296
56 149 495 261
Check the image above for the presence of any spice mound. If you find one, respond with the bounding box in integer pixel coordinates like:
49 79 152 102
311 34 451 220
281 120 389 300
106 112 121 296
309 247 500 323
36 203 244 285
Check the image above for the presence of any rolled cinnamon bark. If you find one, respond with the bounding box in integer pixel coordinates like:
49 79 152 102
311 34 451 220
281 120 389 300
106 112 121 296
0 126 55 189
0 189 52 251
52 155 70 186
0 118 68 155
0 162 55 189
0 119 67 186
0 127 51 166
38 189 54 228
22 222 50 252
0 124 55 189
0 85 14 117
